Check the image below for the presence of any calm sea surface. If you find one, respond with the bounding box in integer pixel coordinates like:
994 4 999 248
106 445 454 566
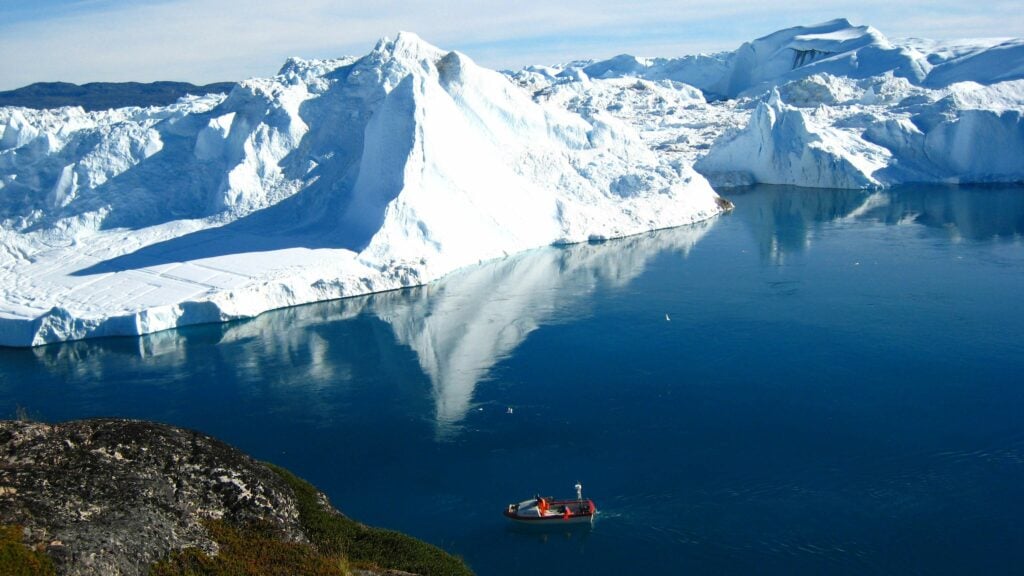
2 185 1023 575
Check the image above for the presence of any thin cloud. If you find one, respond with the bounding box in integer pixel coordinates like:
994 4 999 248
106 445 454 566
0 0 1020 90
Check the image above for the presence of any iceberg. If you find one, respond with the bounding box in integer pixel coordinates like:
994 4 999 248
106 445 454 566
695 89 891 188
527 19 1024 190
0 33 725 346
557 19 1024 99
3 21 1022 346
696 78 1024 188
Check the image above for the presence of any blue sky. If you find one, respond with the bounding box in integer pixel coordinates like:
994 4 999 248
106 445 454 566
1 0 1021 90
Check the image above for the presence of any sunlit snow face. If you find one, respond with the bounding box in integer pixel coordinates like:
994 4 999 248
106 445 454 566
0 31 728 347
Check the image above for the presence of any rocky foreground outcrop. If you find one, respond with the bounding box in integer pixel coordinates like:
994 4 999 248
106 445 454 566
0 418 469 576
0 418 306 574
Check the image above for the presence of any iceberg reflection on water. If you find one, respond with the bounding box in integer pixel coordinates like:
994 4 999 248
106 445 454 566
16 183 1024 433
22 218 716 432
5 183 1024 575
727 184 1024 263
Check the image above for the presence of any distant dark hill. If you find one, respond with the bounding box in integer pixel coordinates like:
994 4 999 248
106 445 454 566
0 81 236 111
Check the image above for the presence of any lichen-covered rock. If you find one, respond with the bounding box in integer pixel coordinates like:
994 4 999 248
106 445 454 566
0 418 308 575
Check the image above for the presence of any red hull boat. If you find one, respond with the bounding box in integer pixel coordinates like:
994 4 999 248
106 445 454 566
504 483 596 524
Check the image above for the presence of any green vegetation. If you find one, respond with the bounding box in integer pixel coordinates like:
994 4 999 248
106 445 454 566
0 525 56 576
150 520 350 576
266 464 473 576
150 464 473 576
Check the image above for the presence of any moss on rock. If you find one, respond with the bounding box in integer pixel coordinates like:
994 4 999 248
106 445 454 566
0 524 56 576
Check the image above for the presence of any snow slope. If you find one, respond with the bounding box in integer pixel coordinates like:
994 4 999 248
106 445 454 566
0 33 726 346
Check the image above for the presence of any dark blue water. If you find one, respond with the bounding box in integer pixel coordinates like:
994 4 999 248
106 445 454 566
2 185 1023 575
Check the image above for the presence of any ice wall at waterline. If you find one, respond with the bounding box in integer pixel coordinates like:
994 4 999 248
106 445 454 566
0 33 725 346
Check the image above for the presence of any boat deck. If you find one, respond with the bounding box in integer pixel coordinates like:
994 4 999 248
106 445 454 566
504 497 596 523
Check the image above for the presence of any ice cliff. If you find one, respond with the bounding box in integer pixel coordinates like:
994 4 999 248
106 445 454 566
0 33 725 346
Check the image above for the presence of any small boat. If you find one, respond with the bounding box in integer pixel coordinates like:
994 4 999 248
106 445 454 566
504 482 596 524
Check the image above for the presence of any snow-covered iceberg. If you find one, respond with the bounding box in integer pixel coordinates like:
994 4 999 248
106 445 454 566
695 78 1024 188
695 88 890 188
558 19 1024 99
521 19 1024 190
3 21 1022 346
0 33 726 346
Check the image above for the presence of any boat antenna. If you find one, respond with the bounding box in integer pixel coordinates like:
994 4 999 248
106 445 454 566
575 481 583 501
